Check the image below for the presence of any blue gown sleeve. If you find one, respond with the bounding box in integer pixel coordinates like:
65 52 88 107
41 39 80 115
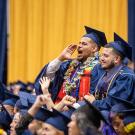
92 71 135 111
34 60 71 101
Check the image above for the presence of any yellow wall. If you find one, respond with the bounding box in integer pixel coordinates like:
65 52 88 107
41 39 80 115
8 0 127 82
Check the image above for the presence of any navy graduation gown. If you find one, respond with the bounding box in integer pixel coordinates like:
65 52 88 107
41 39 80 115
91 64 135 111
34 60 71 101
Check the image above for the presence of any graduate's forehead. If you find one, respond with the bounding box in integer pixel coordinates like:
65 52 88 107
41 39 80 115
80 37 93 43
101 47 115 55
43 122 59 131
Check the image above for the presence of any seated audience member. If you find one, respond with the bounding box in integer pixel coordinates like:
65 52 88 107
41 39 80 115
10 110 33 135
68 99 106 135
110 105 135 135
102 95 135 135
11 81 27 95
84 33 135 111
34 26 107 102
15 90 76 134
39 109 70 135
15 95 72 135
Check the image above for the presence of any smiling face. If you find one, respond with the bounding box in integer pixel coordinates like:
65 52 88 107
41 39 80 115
100 47 121 70
77 37 98 62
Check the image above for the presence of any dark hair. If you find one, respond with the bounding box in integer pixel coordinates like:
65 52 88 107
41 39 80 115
104 44 125 61
73 111 102 135
73 104 101 129
109 111 125 122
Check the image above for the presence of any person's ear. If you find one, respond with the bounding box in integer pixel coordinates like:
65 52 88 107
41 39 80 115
92 44 98 53
114 55 121 64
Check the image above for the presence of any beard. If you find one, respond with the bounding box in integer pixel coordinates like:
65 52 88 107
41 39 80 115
102 60 115 70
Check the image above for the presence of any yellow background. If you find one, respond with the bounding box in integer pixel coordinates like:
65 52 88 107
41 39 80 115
8 0 127 82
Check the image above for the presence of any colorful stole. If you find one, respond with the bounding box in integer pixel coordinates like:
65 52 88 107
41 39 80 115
55 57 97 103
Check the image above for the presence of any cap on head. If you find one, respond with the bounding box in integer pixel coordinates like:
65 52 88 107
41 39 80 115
83 26 107 47
107 33 132 61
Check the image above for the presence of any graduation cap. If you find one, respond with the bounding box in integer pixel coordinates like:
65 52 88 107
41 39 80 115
3 98 18 107
83 26 107 47
34 107 54 121
18 107 53 122
18 91 36 108
84 99 107 123
45 108 70 134
14 99 27 110
109 95 135 113
108 33 132 61
11 91 36 112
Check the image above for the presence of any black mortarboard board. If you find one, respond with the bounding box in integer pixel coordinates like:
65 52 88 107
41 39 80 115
83 26 107 47
84 99 107 124
45 108 70 135
108 33 132 61
34 107 54 121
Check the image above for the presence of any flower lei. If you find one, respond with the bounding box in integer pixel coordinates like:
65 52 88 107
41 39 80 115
63 56 97 94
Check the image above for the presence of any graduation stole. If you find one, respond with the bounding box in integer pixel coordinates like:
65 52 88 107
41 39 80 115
124 122 135 133
63 56 98 99
94 65 124 100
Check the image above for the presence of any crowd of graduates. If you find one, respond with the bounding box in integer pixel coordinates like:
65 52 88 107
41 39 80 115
0 26 135 135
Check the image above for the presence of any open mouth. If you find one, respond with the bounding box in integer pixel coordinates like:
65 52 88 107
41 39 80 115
77 50 83 54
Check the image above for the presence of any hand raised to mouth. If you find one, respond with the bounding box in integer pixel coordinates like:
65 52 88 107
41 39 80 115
58 44 77 61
